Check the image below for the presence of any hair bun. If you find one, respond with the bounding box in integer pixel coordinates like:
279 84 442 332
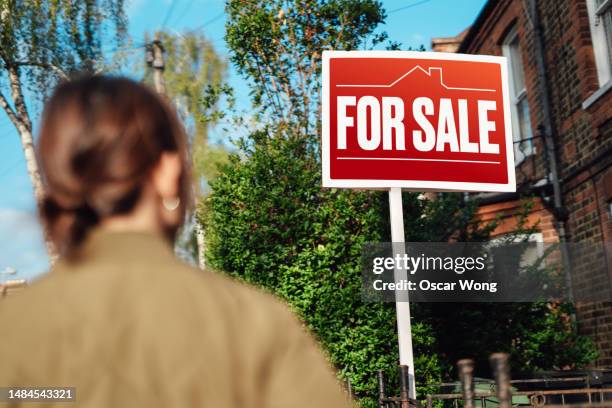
42 196 100 255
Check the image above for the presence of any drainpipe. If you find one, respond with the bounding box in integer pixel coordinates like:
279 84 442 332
527 0 574 302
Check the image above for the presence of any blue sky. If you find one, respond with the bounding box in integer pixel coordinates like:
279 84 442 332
0 0 486 282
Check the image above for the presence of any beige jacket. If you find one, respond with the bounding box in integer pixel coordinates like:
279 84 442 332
0 230 351 407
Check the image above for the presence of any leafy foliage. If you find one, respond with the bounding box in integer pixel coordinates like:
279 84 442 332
0 0 127 93
418 301 597 377
225 0 385 134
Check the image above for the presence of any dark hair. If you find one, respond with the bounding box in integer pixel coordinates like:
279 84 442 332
38 75 191 256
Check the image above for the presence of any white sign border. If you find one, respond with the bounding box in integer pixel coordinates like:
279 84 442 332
321 50 516 193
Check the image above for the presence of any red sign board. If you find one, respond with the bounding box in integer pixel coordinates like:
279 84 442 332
322 51 516 192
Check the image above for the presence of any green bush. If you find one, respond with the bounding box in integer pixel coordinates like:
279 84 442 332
202 131 443 406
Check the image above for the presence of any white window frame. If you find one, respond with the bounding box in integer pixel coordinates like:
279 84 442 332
586 0 612 87
502 26 534 164
488 232 545 270
518 232 545 266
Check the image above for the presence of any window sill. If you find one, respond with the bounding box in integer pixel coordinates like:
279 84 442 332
582 80 612 109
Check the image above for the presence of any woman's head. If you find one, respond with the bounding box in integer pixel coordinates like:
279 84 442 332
38 75 191 257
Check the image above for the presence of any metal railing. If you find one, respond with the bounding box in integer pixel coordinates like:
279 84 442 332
377 354 612 408
377 365 422 408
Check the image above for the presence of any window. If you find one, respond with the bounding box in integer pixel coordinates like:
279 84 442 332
587 0 612 86
488 232 545 270
502 27 534 163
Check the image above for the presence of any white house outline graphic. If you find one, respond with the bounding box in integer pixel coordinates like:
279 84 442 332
335 65 497 93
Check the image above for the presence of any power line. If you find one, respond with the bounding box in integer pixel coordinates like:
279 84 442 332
170 0 196 27
388 0 433 14
191 11 225 32
160 0 179 29
102 42 146 55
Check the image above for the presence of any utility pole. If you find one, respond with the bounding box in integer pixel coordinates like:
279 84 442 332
147 33 166 96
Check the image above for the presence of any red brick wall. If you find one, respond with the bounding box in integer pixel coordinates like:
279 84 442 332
461 0 612 366
478 198 558 241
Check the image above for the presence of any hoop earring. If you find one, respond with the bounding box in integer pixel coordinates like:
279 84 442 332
162 196 181 211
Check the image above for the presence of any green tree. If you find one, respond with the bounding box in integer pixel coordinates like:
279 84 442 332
225 0 386 136
0 0 127 255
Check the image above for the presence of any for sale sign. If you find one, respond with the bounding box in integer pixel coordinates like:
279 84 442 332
321 51 516 192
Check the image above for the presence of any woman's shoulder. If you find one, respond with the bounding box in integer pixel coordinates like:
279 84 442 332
0 258 303 355
170 261 298 325
140 261 308 356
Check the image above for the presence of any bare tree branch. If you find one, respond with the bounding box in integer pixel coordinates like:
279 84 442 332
7 65 32 132
0 89 23 131
14 61 70 80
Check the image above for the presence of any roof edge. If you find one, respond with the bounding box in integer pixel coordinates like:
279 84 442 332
458 0 497 53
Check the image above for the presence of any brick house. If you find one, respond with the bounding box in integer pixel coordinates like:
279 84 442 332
433 0 612 366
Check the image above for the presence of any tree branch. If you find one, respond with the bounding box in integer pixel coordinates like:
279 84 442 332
0 89 23 131
14 61 69 80
7 65 32 132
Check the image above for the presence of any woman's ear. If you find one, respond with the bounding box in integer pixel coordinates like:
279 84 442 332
152 152 182 200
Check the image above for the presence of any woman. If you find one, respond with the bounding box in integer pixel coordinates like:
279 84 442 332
0 76 350 407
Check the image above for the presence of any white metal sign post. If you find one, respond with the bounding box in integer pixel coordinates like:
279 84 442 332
321 50 515 400
389 187 416 398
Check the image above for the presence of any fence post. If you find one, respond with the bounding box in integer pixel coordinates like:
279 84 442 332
377 370 386 408
489 353 511 408
399 365 411 408
347 378 353 400
457 359 475 408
